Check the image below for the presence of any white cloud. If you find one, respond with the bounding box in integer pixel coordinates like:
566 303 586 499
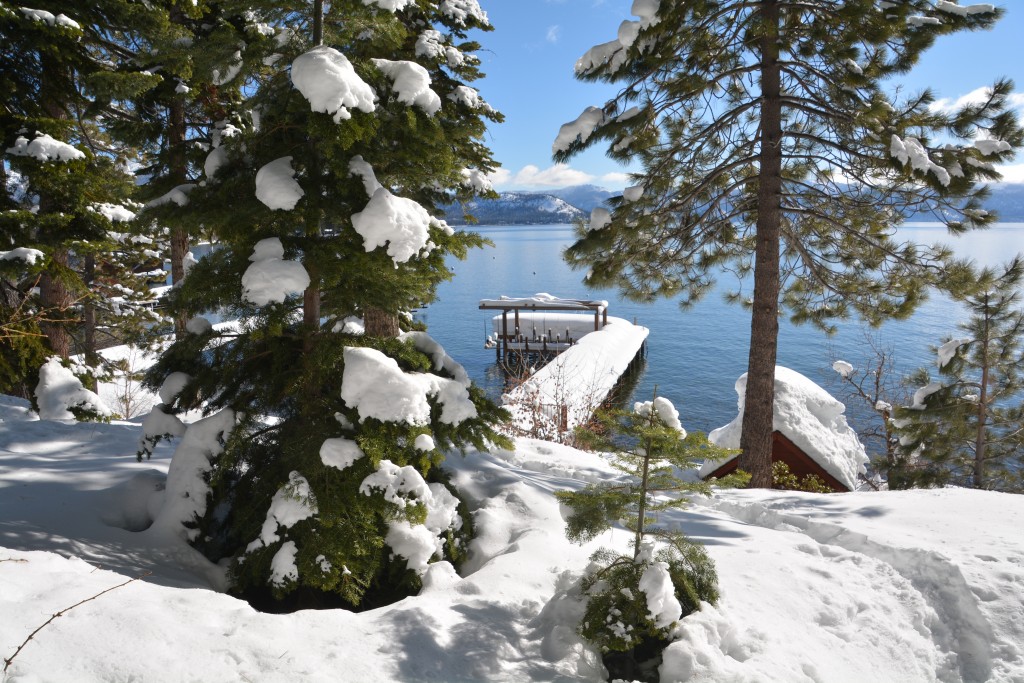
498 163 595 188
546 25 560 43
930 86 1024 114
486 168 512 186
599 172 631 188
996 164 1024 184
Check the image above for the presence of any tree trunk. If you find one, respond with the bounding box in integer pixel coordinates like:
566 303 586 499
974 294 990 489
39 249 73 359
634 435 652 561
738 0 783 489
363 307 400 338
167 94 190 337
38 56 74 360
82 254 99 391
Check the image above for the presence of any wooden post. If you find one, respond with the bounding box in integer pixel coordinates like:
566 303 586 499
502 310 508 361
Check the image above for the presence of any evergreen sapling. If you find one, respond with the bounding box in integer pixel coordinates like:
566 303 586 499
895 258 1024 491
556 395 742 679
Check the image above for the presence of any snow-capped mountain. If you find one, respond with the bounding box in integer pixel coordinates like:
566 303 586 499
443 183 1024 226
444 191 586 225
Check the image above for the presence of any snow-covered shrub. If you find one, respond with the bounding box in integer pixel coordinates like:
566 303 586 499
34 357 112 421
557 397 739 681
578 544 718 681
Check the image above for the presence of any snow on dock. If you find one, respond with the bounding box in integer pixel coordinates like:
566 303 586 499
480 293 609 360
479 294 649 437
501 317 649 437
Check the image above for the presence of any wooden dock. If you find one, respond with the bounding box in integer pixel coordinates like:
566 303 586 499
479 294 610 362
480 295 649 440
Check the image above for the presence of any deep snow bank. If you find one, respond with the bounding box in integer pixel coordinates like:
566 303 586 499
2 395 1022 682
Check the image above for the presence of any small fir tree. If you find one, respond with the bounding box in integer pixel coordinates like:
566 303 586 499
556 396 741 681
895 258 1024 491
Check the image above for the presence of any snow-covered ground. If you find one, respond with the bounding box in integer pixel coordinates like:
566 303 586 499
2 394 1022 683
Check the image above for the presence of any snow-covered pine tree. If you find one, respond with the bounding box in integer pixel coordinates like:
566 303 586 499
142 0 509 609
557 397 738 678
1 1 162 391
118 0 252 337
895 258 1024 492
555 0 1022 487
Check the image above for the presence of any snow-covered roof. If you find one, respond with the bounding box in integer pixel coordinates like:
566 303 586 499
702 366 868 491
479 292 608 311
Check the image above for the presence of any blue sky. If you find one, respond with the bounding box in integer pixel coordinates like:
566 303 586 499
470 1 1024 191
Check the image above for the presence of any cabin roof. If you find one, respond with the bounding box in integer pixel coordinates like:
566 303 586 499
700 366 868 491
702 431 852 492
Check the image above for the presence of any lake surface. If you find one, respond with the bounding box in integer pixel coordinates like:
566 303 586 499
417 223 1024 438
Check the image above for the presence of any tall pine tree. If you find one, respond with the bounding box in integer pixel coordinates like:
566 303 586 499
142 0 509 609
119 0 252 337
895 258 1024 491
554 0 1022 487
1 0 160 389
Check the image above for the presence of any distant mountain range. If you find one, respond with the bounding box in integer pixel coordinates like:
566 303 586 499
443 191 586 226
443 183 1024 226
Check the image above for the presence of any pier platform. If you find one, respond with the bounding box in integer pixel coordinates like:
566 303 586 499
479 294 649 439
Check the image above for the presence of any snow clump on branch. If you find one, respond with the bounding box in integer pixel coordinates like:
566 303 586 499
553 106 607 154
372 59 442 115
291 46 377 123
6 133 84 162
255 156 304 211
341 346 477 426
240 237 310 306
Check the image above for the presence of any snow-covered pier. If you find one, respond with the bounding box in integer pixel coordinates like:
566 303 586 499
481 295 649 437
480 293 611 361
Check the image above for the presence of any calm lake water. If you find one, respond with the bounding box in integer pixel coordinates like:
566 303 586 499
417 223 1024 437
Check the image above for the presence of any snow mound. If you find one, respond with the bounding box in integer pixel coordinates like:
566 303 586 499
3 395 1024 682
703 366 868 490
34 358 112 421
